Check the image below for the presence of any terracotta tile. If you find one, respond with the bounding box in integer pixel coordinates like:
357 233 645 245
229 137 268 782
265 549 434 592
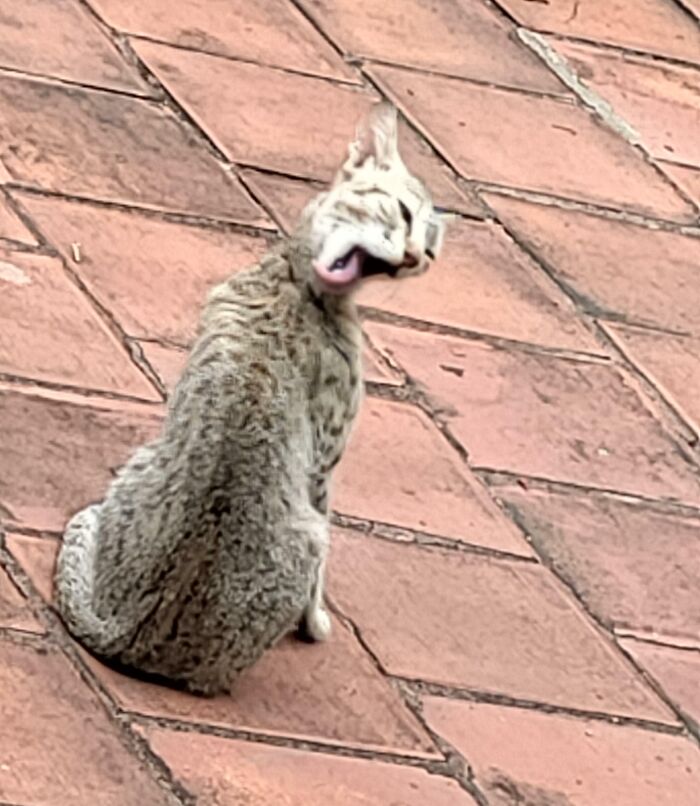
0 73 265 224
12 521 435 756
298 0 562 93
487 194 700 335
241 171 322 234
359 218 598 352
423 698 698 806
621 639 700 726
335 398 530 555
555 41 700 168
5 533 56 603
499 487 700 645
603 324 700 433
660 161 700 209
329 529 672 719
145 727 474 805
0 386 161 532
0 247 157 398
0 194 36 244
370 64 694 222
0 563 41 633
90 0 355 81
16 193 270 345
0 0 150 93
366 323 700 504
133 40 376 179
495 0 700 65
0 638 173 805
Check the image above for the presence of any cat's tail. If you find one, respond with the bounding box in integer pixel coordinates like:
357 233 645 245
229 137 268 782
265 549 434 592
55 504 121 655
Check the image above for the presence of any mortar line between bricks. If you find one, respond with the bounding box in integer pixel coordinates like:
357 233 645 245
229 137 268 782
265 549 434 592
5 182 278 235
476 468 700 515
0 372 164 407
494 218 700 460
476 183 700 232
486 213 700 452
0 541 197 805
327 599 505 804
330 511 537 564
516 30 700 219
0 186 52 247
363 55 574 101
596 322 700 446
396 678 689 736
498 500 700 744
0 63 155 101
616 633 700 656
110 36 293 231
126 32 364 88
675 0 700 20
128 712 454 771
359 306 612 363
537 30 700 73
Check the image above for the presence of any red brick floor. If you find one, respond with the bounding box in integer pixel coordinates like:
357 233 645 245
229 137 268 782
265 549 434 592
1 1 699 804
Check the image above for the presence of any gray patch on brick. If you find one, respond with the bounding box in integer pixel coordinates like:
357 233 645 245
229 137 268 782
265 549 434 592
517 29 642 147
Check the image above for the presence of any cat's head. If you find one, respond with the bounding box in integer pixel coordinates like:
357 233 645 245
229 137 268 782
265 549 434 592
298 102 446 296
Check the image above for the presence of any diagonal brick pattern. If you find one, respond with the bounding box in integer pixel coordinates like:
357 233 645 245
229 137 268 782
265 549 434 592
0 1 699 803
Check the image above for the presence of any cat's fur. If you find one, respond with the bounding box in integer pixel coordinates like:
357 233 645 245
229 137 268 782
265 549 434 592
55 103 445 695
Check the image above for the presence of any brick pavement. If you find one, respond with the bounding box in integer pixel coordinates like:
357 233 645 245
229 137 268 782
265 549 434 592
0 1 699 803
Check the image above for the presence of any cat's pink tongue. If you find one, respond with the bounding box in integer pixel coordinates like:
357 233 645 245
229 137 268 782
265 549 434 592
314 249 363 291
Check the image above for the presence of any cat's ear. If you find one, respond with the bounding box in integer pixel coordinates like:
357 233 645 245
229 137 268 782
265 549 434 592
425 209 453 260
334 102 399 183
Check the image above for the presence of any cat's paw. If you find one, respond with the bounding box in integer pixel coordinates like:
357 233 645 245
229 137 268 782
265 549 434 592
304 607 332 642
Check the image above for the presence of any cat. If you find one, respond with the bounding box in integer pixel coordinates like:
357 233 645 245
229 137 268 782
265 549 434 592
54 102 446 695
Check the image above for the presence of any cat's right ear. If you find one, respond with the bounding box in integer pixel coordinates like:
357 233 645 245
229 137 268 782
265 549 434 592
333 102 399 185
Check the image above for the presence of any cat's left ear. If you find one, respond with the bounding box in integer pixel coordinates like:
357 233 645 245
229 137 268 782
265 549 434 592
425 209 453 260
334 102 399 184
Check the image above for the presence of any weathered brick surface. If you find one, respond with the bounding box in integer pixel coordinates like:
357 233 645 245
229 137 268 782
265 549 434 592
499 487 700 645
621 639 700 727
0 246 157 398
145 728 476 805
16 194 270 344
495 0 700 64
366 323 700 504
554 41 700 169
423 697 699 806
0 0 151 94
297 0 563 92
486 194 700 334
2 1 698 802
370 64 694 221
0 74 266 223
0 638 176 805
89 0 356 81
328 529 672 720
0 387 161 532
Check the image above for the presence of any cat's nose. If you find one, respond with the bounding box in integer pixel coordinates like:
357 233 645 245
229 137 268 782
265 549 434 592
401 251 419 268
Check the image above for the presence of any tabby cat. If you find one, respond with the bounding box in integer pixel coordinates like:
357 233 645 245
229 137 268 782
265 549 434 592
55 102 445 695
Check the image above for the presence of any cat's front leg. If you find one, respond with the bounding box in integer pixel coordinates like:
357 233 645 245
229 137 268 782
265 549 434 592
302 554 331 642
297 503 332 642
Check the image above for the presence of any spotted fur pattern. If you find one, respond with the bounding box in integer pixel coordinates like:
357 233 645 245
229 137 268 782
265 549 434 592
54 103 443 695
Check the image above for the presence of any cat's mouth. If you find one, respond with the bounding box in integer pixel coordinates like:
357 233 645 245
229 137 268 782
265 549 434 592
314 247 418 293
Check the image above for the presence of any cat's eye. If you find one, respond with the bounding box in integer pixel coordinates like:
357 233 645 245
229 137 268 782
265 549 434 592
398 200 413 228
